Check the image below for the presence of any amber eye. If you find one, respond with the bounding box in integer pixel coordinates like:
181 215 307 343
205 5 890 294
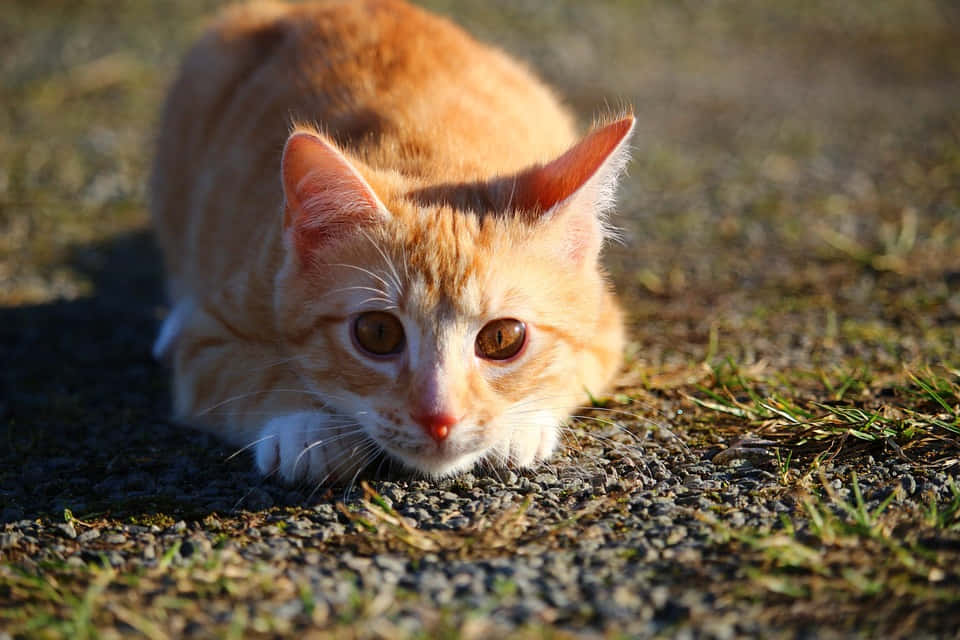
476 318 526 361
353 312 405 356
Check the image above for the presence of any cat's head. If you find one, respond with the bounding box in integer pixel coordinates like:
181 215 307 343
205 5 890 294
273 116 634 477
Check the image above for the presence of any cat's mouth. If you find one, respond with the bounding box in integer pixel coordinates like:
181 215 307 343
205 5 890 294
378 440 486 477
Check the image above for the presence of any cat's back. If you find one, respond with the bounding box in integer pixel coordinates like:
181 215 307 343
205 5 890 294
152 0 577 298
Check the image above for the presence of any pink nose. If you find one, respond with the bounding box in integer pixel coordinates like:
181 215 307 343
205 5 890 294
411 412 458 443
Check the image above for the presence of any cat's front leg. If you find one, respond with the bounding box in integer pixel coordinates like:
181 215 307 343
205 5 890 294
255 412 368 484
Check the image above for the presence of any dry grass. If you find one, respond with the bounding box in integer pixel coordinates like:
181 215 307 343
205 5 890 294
2 0 960 637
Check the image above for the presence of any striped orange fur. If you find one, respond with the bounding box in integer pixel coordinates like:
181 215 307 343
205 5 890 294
151 0 633 484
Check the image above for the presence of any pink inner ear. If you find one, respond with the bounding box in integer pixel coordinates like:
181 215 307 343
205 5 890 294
282 132 382 255
513 117 634 213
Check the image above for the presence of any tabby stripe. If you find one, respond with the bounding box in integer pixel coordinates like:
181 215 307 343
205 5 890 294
203 304 267 344
283 314 348 347
179 336 232 364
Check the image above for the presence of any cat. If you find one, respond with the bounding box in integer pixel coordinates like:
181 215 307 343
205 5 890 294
150 0 634 485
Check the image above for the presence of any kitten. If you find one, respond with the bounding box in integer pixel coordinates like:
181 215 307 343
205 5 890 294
150 0 633 485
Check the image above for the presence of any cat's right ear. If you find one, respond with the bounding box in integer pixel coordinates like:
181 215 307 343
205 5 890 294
281 131 387 257
509 116 635 267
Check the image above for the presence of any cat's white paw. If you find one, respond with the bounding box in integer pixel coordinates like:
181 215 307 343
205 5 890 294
505 412 560 467
255 412 343 484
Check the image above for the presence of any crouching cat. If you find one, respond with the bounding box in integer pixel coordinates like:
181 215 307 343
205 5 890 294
150 0 634 485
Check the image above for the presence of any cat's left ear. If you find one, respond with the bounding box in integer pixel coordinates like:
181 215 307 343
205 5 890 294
281 131 388 258
512 115 635 265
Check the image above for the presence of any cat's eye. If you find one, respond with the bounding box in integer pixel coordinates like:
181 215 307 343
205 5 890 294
476 318 526 361
353 311 405 357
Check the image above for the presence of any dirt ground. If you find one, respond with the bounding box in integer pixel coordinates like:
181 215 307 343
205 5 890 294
2 1 959 637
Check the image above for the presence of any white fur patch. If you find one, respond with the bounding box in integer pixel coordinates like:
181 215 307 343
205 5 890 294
152 298 194 362
256 412 368 484
509 409 560 466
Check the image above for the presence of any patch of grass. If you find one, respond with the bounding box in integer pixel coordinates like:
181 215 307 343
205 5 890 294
701 471 960 631
0 564 116 639
337 482 535 555
688 362 960 470
925 478 960 531
816 207 919 274
4 0 960 636
128 512 177 529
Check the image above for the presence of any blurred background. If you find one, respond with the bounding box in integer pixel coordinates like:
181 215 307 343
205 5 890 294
2 0 959 371
2 4 959 633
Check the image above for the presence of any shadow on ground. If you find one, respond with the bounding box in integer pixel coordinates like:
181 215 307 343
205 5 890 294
0 231 286 524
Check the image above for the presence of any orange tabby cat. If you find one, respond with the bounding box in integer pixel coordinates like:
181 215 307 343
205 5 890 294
151 0 633 484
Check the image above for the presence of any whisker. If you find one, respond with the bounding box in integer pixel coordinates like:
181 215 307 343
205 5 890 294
339 441 383 500
326 262 394 294
246 354 311 373
225 434 277 462
311 438 379 490
357 296 397 308
506 391 679 423
292 428 369 476
326 285 390 297
347 450 383 498
359 229 403 296
197 388 351 416
503 396 680 441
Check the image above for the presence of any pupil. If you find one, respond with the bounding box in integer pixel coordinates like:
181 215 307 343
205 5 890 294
497 329 503 346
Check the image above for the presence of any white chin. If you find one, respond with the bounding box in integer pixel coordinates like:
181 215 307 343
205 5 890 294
388 447 487 478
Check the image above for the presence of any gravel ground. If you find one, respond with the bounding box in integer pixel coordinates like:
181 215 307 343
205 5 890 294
3 1 960 638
